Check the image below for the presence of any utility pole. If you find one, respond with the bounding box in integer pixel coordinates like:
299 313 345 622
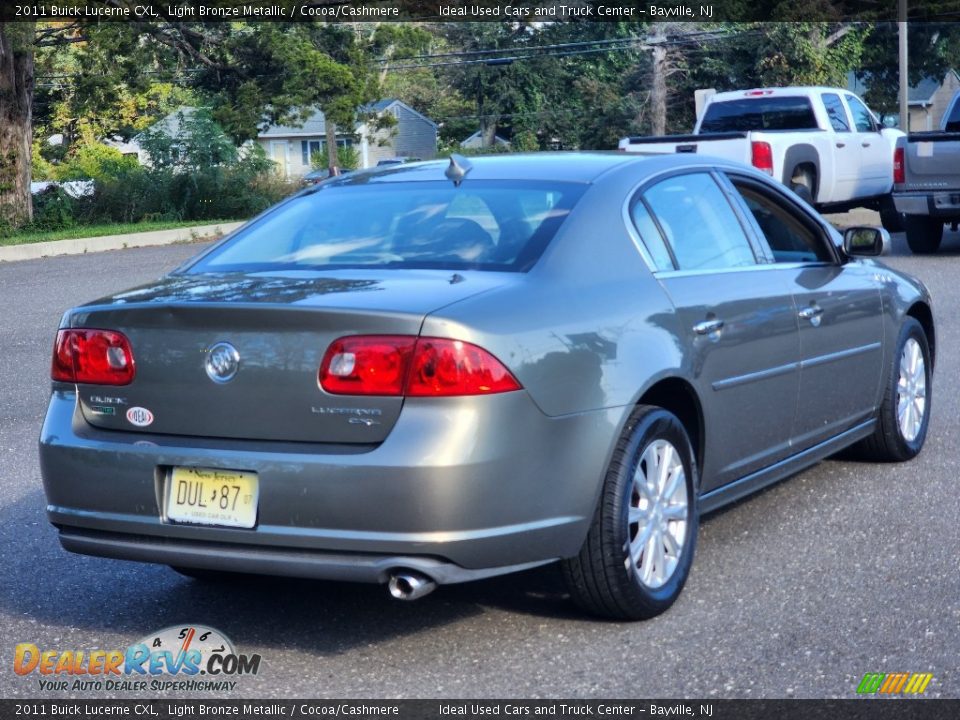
326 119 340 176
650 24 667 136
899 0 909 131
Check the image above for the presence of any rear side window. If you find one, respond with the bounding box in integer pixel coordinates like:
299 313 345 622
642 173 756 271
629 200 675 271
699 97 819 132
822 93 851 132
188 181 584 274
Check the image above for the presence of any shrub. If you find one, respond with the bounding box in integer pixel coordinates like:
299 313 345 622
55 142 138 183
30 187 80 231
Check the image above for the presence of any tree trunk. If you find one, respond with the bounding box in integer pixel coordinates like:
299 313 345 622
0 23 35 228
649 24 667 136
325 119 339 175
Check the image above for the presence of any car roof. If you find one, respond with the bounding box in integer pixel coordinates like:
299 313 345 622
709 87 850 102
319 152 747 187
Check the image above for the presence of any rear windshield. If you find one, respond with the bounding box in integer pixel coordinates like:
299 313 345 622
187 180 585 274
700 97 819 132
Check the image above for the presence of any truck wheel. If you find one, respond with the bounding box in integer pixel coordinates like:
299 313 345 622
789 168 816 205
879 197 905 233
904 216 944 254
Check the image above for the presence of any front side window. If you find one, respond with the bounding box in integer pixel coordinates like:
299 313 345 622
844 95 877 133
731 182 833 264
187 180 585 274
642 173 756 271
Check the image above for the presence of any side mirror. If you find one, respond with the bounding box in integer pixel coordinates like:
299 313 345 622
843 226 890 257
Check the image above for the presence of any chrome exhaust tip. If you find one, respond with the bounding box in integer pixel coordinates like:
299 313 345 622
388 571 437 601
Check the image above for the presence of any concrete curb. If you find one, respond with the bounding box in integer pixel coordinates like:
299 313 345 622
0 221 245 263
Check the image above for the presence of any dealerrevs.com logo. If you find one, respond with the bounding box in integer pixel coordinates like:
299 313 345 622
14 625 261 693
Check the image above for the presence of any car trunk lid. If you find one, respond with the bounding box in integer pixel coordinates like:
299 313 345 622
69 270 504 443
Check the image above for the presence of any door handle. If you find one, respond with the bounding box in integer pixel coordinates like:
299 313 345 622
862 142 871 147
798 305 824 326
836 142 846 148
693 319 724 336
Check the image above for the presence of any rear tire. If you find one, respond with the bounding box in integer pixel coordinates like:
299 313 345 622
854 318 931 462
561 406 699 620
790 168 816 205
904 216 944 254
879 197 905 233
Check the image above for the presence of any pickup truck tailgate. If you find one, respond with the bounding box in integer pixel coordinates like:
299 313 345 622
902 134 960 190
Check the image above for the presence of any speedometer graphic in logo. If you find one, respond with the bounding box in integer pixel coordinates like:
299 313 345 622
132 624 235 675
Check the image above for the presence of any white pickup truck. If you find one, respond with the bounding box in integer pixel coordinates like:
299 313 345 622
619 87 905 230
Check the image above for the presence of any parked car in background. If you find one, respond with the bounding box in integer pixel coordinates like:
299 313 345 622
377 156 421 166
301 168 334 185
619 87 905 231
893 89 960 253
40 153 933 620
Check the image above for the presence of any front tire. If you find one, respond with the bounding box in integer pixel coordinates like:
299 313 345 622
904 216 944 254
561 406 699 620
855 318 931 462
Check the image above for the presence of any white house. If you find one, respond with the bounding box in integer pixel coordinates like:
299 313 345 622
257 99 438 178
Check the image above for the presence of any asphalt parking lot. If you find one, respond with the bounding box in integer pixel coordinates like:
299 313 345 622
2 225 958 699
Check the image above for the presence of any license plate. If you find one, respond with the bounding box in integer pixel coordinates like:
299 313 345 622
165 467 259 529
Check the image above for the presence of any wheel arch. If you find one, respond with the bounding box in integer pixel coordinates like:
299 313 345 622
782 145 821 202
638 377 705 475
906 301 936 369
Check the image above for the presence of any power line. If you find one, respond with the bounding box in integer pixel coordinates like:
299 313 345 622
376 35 647 63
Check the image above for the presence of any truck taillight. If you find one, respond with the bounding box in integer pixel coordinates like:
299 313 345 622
320 336 521 397
52 329 135 385
751 141 774 175
893 146 905 184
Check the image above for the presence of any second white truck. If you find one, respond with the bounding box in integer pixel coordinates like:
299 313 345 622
619 87 904 230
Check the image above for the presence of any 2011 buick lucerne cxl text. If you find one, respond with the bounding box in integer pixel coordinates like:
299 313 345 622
39 153 934 620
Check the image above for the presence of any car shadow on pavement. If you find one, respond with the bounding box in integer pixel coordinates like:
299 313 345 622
5 490 583 655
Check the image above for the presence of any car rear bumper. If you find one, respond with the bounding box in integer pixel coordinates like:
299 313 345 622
893 191 960 218
40 390 621 583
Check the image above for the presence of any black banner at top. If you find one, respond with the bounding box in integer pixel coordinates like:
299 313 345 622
2 0 959 24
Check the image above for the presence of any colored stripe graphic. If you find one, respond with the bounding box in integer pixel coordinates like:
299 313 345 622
857 672 933 694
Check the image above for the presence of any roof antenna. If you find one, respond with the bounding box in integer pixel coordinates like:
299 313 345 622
445 154 472 187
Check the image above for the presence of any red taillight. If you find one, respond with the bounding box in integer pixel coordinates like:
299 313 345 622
319 336 521 397
406 338 521 396
751 141 774 175
893 146 905 184
52 329 135 385
319 336 415 396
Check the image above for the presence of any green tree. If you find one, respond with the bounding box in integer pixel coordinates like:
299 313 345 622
1 4 383 228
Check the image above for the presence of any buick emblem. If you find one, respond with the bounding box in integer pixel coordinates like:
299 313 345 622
205 342 240 384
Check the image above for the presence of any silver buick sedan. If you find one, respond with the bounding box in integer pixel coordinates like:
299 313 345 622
40 153 934 620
